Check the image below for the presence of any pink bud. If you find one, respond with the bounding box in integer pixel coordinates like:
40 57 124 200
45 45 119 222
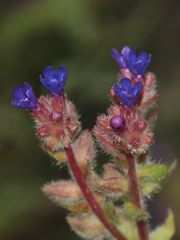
133 119 147 132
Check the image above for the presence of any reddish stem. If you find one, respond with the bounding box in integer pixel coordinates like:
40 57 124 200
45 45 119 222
65 146 127 240
127 154 149 240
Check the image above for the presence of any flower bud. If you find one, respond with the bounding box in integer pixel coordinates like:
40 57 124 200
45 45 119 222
110 116 125 132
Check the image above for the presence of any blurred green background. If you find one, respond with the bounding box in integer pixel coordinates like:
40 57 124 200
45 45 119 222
0 0 179 239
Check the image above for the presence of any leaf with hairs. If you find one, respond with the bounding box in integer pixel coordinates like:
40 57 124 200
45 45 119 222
150 210 175 240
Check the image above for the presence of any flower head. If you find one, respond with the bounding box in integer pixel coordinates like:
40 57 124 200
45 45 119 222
112 46 151 76
114 78 142 107
11 82 37 109
32 95 81 151
40 65 68 94
93 105 153 156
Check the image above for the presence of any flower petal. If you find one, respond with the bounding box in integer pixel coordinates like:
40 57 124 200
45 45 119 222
112 48 127 68
13 86 26 99
131 82 142 98
114 83 120 96
57 65 68 83
43 66 57 79
119 78 132 92
121 46 132 60
47 79 62 93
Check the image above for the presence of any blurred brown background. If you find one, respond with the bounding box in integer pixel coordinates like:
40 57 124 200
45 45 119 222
0 0 179 239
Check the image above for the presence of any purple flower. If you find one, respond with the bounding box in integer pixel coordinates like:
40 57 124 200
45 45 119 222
114 78 142 107
112 46 151 76
40 65 68 94
11 82 37 109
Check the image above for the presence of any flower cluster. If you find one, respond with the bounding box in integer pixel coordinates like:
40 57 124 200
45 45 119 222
11 66 80 152
11 65 68 109
11 46 175 240
94 104 153 156
94 46 157 156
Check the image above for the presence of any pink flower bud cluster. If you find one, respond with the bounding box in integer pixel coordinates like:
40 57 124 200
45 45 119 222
32 94 81 151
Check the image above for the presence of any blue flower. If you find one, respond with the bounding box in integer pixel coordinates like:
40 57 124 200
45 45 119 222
114 78 142 107
11 82 37 109
112 46 151 76
40 65 68 94
128 50 151 76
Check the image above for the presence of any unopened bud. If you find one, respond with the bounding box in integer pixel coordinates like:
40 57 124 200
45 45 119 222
110 116 125 132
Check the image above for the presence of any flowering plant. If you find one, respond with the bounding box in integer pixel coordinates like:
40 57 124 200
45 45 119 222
12 46 175 240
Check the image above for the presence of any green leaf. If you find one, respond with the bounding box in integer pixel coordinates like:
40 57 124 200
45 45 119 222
140 180 160 196
150 210 175 240
138 162 176 197
137 164 168 180
168 160 177 175
123 202 149 221
116 215 139 240
104 202 117 221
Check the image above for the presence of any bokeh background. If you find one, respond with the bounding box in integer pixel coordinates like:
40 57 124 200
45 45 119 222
0 0 179 239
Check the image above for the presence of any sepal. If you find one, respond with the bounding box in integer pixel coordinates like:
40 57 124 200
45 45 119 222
48 150 67 163
141 72 158 110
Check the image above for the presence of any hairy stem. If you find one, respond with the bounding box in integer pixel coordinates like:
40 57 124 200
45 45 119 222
127 154 149 240
65 145 127 240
